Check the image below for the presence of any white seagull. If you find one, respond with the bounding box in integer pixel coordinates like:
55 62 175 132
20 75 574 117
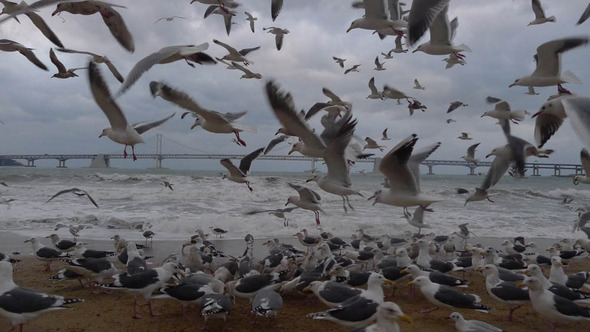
89 62 174 161
381 128 390 140
49 48 87 79
214 39 260 65
413 78 425 90
573 149 590 185
0 39 47 70
244 11 257 32
220 147 263 191
528 0 556 26
367 77 384 100
509 37 589 88
368 135 441 213
56 48 124 82
263 26 289 51
285 183 324 225
374 56 385 71
461 143 480 165
150 81 256 146
0 0 63 47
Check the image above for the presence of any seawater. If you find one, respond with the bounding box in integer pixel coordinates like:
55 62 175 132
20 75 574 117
0 166 589 241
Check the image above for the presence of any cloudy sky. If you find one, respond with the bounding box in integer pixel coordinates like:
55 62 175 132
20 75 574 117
0 0 589 172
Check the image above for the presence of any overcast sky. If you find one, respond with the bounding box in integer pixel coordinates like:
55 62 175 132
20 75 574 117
0 0 589 172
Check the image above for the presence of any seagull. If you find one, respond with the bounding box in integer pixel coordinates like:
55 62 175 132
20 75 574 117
263 26 289 50
481 101 526 125
102 262 183 319
213 39 260 65
573 149 590 185
478 264 530 321
350 302 413 332
45 187 99 208
381 50 394 59
0 197 15 209
115 43 216 97
0 0 63 47
285 183 324 225
344 64 360 74
402 264 468 288
525 86 540 95
403 207 432 234
407 0 450 46
528 0 555 26
413 78 425 90
518 277 590 330
0 261 84 331
382 85 412 104
346 0 405 34
56 48 124 82
154 15 185 23
410 4 471 58
381 128 390 140
220 147 263 191
24 237 67 272
461 143 480 165
150 81 255 146
88 62 175 160
458 132 472 140
392 34 408 53
373 56 385 71
73 242 116 259
0 39 47 70
244 11 257 32
367 77 384 100
510 37 589 88
49 48 87 79
368 135 441 213
204 5 236 36
409 276 491 314
230 61 262 79
45 234 76 252
446 119 456 124
245 207 298 226
251 289 283 320
442 52 466 69
200 293 233 330
407 99 427 116
52 1 134 52
306 118 364 213
449 312 503 332
533 95 590 149
447 101 468 113
332 56 346 68
209 226 228 238
161 181 173 191
271 0 283 21
364 137 385 152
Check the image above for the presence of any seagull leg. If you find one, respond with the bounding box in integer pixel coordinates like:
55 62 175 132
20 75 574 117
132 145 137 161
507 305 521 321
419 306 439 314
184 57 196 67
132 297 143 319
147 300 162 317
314 211 321 225
246 182 253 192
345 196 355 211
419 205 434 212
233 131 246 146
341 196 348 213
123 145 128 159
486 197 494 203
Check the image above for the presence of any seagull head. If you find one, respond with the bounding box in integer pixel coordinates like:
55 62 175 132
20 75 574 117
518 277 540 291
190 117 203 129
288 142 302 155
346 19 361 33
99 128 111 138
378 302 413 324
573 176 581 185
367 190 381 205
52 4 65 16
285 196 297 206
306 176 319 183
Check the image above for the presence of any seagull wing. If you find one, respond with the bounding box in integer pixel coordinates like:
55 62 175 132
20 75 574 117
133 113 175 135
324 118 357 187
45 188 77 204
305 102 331 120
104 60 125 83
428 6 451 45
407 0 450 45
271 0 283 21
88 61 128 131
10 42 47 70
99 6 134 52
380 134 419 195
322 87 343 104
264 135 288 154
382 128 388 139
238 46 261 56
481 154 511 190
213 39 240 56
466 143 480 158
220 158 245 177
239 148 264 174
408 142 441 190
534 111 563 148
289 183 321 203
577 2 590 25
265 81 326 150
449 16 458 41
49 48 66 73
363 0 388 19
25 11 63 48
531 0 546 20
275 32 284 50
77 189 99 208
532 37 589 78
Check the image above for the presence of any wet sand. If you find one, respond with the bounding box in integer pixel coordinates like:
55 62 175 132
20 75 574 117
1 232 589 331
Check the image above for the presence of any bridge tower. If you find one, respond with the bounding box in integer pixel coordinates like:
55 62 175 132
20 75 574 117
155 134 163 169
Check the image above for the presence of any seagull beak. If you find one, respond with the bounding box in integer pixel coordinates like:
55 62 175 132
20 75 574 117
407 281 414 286
524 269 530 275
400 315 413 324
346 27 352 33
399 268 407 274
285 202 290 206
51 9 58 16
190 123 198 130
99 133 105 138
509 83 515 88
24 239 31 243
412 49 418 53
475 267 483 272
306 178 313 183
485 153 492 158
384 280 394 286
367 194 375 201
531 111 542 118
302 286 311 293
287 147 295 155
517 282 525 288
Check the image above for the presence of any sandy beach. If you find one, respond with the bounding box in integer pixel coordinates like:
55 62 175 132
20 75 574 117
1 232 589 332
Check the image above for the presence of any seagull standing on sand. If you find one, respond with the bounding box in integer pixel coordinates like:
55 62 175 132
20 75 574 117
409 276 491 314
88 62 175 161
0 261 84 332
220 148 264 191
449 312 502 332
403 207 432 234
528 0 556 26
150 81 256 146
24 238 67 272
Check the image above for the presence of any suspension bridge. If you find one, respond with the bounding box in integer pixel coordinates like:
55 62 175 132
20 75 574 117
0 134 585 176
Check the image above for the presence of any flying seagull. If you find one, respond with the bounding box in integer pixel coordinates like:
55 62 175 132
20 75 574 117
45 188 99 208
